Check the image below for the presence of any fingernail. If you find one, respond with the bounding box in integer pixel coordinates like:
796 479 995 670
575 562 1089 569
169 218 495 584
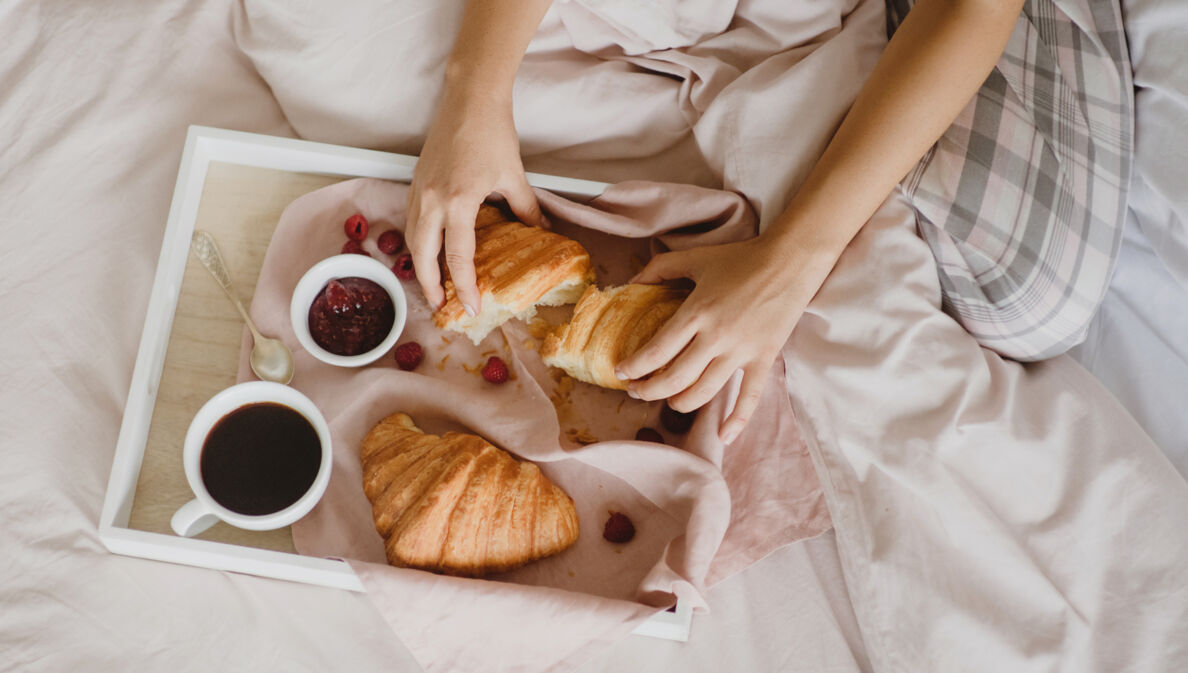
627 388 639 399
614 369 628 381
464 303 477 317
721 425 739 444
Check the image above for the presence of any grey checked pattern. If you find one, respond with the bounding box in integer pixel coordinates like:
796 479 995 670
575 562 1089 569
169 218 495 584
888 0 1133 361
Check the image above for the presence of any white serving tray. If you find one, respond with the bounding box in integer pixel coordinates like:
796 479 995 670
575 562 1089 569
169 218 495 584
98 125 693 642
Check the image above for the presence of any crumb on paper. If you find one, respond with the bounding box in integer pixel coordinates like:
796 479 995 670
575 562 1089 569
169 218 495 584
440 335 452 345
527 317 552 340
564 427 599 445
481 349 497 358
522 338 538 351
549 394 567 416
462 362 482 375
549 373 577 418
556 375 575 397
436 354 450 371
568 570 575 578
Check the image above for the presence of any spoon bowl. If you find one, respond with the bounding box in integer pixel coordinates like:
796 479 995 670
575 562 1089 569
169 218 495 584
248 334 295 385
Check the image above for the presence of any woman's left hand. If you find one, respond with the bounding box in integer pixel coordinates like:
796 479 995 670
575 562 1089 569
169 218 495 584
614 235 832 444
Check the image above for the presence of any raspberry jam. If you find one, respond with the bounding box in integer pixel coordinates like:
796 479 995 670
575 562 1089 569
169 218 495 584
307 277 395 356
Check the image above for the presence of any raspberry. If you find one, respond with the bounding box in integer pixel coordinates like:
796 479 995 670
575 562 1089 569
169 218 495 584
322 279 354 316
344 213 369 241
603 512 635 543
341 239 369 256
393 342 424 371
660 402 696 434
377 229 404 254
391 253 415 281
634 427 664 443
481 356 509 384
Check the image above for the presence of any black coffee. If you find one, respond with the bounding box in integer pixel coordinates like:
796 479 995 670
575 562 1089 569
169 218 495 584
200 402 322 516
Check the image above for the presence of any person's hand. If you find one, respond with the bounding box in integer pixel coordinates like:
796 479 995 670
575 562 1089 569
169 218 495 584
406 87 544 314
614 235 832 443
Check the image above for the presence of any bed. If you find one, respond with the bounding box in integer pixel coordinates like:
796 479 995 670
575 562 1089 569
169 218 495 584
1068 0 1188 477
2 0 1185 671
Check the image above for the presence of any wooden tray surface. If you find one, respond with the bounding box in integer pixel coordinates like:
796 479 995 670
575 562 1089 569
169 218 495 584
127 162 346 552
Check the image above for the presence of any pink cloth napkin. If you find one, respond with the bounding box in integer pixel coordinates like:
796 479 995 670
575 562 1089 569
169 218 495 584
239 178 830 672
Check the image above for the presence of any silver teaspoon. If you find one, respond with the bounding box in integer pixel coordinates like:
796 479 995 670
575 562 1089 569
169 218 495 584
191 229 295 385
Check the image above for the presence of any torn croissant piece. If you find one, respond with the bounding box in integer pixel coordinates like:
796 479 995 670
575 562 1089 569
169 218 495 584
434 204 595 344
360 413 580 576
541 284 688 391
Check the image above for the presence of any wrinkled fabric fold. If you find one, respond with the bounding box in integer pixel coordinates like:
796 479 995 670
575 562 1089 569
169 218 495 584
784 192 1188 673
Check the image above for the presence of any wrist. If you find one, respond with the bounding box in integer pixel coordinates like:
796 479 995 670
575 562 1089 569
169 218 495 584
759 214 849 280
444 61 515 107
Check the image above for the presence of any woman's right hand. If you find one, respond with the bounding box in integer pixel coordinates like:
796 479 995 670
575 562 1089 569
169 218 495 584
406 85 544 315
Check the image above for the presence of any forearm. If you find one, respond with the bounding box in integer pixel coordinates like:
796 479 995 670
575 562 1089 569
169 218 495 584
443 0 553 104
765 0 1024 272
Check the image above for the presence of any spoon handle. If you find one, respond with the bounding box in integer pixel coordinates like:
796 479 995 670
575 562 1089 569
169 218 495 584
191 230 235 290
191 229 263 341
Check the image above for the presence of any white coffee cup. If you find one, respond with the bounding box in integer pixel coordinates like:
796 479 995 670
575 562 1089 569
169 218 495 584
170 381 333 538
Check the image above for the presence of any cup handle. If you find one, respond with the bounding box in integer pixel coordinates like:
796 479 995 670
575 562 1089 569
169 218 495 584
171 498 219 537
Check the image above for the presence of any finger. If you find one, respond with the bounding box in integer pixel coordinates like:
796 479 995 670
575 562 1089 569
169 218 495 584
667 355 738 413
631 250 695 285
628 335 715 402
444 204 481 316
719 363 770 444
409 204 446 309
499 174 545 228
615 310 697 382
404 188 422 253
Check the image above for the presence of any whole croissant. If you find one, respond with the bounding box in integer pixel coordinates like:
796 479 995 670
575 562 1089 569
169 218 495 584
360 413 580 576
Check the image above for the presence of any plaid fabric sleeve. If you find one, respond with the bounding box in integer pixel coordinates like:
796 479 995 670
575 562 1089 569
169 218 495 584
887 0 1133 361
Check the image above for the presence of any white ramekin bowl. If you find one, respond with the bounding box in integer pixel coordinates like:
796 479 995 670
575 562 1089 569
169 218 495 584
290 254 408 367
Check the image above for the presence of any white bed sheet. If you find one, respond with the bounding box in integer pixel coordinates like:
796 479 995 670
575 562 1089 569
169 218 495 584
1070 218 1188 477
1069 0 1188 478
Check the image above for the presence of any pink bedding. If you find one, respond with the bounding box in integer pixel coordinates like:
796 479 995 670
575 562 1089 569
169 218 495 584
3 0 1187 671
